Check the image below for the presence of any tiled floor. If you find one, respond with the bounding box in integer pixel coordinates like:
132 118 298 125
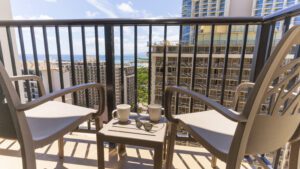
0 133 252 169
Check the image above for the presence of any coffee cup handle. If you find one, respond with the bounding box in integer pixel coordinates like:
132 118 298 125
112 109 118 119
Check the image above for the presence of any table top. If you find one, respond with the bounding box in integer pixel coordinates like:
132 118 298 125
98 113 167 146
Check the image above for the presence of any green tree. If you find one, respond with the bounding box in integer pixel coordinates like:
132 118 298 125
137 67 148 104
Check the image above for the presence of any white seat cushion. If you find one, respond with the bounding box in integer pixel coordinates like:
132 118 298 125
175 110 238 160
25 101 97 148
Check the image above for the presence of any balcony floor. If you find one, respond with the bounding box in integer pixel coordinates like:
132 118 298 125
0 132 252 169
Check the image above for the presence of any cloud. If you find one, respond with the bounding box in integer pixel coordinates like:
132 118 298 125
117 2 136 13
167 13 181 17
14 15 54 20
86 0 118 18
45 0 57 2
86 11 98 18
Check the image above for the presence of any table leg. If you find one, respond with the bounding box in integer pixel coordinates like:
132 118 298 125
118 144 126 157
166 122 176 169
154 144 163 169
97 135 105 169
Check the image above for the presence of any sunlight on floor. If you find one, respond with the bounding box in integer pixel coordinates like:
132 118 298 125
0 133 252 169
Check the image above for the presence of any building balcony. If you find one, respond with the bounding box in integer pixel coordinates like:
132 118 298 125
1 4 300 169
0 132 254 169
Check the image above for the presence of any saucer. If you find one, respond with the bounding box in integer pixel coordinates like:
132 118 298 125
118 120 131 125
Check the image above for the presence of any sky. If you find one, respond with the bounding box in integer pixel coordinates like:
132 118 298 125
10 0 183 58
11 0 182 20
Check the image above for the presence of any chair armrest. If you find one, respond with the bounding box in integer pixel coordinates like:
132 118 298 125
10 75 46 96
16 83 105 116
164 86 247 123
232 82 255 110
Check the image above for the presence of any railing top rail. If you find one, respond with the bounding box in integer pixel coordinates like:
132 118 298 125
0 17 263 27
263 4 300 23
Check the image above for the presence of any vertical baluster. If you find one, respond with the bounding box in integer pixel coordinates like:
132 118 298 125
238 24 249 84
282 16 291 35
95 26 101 83
68 26 77 105
250 23 272 82
18 26 32 102
205 25 215 110
81 26 91 130
295 45 300 59
0 40 4 103
0 41 4 64
30 26 40 76
30 26 42 97
120 25 124 103
43 26 53 93
6 26 20 95
148 25 152 105
55 26 65 102
175 25 183 115
104 25 116 121
190 25 199 112
134 25 138 112
162 24 167 107
81 26 89 108
265 22 276 61
234 24 249 111
220 24 232 105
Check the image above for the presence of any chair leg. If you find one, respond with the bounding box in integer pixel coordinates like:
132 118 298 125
95 116 103 131
289 140 300 169
58 137 64 159
226 153 244 169
20 143 37 169
211 156 217 168
166 122 177 169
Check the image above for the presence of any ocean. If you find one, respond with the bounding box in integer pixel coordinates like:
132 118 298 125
22 54 148 64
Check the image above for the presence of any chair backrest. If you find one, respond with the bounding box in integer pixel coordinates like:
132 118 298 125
237 26 300 155
0 62 32 142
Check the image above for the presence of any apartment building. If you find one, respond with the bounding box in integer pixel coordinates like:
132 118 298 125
24 59 135 109
182 0 254 43
65 58 135 108
151 43 253 113
150 0 298 114
253 0 300 16
24 62 71 102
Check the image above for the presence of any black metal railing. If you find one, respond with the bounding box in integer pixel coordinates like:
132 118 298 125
0 4 299 149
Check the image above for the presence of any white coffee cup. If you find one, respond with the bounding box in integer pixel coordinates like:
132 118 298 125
112 104 131 123
148 104 163 122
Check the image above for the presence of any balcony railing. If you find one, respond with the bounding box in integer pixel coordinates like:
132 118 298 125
0 4 300 144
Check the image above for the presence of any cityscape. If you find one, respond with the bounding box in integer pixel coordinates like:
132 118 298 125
22 0 299 115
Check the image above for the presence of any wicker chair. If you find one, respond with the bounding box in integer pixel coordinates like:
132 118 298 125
165 26 300 169
0 62 105 169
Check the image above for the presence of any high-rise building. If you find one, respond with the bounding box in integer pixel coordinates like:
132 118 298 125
182 0 254 43
24 59 135 109
253 0 300 16
253 0 300 26
151 41 254 113
66 59 135 108
24 62 71 102
182 0 193 43
151 0 298 114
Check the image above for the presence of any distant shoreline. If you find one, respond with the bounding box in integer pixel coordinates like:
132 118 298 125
20 54 148 64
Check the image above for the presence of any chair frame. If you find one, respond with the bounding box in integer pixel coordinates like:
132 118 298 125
164 26 300 169
0 63 105 169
